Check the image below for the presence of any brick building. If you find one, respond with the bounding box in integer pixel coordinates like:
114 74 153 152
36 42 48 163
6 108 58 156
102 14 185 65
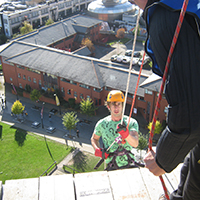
0 14 168 123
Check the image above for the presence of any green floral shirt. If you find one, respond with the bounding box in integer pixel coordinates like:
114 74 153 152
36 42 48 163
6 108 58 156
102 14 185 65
94 115 139 167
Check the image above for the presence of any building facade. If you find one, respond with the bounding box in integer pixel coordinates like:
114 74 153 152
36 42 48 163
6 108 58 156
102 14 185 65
0 0 92 38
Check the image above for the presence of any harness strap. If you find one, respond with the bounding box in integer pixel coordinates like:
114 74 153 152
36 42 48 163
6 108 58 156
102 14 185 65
105 147 144 171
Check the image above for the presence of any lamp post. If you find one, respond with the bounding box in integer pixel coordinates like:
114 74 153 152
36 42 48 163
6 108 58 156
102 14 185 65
54 94 61 115
11 83 18 100
41 102 45 128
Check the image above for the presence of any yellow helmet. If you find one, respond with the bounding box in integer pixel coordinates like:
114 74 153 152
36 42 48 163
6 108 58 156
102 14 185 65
107 90 125 102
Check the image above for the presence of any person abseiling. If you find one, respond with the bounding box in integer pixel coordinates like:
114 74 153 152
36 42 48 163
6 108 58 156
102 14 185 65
91 90 139 170
133 0 200 199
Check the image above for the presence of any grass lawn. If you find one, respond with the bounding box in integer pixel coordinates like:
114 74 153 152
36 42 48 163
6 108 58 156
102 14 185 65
0 122 73 184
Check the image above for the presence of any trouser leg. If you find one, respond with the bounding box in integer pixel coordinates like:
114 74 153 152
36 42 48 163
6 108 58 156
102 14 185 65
170 155 189 200
170 143 200 200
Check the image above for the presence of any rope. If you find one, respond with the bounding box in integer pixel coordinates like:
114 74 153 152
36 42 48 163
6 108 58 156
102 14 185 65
127 51 145 127
121 8 141 125
147 0 189 199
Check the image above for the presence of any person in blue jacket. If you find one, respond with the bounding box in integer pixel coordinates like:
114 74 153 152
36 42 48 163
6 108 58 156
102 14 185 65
134 0 200 199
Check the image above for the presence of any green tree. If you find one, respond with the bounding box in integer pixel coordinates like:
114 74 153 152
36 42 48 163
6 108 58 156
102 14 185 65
80 98 97 120
45 18 54 26
20 21 33 35
136 132 148 160
11 100 25 117
147 120 163 143
81 38 95 52
62 112 79 137
132 24 140 36
30 89 41 102
147 120 163 135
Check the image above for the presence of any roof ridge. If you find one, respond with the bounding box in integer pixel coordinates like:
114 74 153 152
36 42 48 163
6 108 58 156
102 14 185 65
91 60 101 88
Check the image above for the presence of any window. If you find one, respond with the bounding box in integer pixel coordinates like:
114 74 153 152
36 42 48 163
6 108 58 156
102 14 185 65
23 75 26 80
10 78 13 81
80 93 84 99
105 86 111 91
18 73 21 78
61 87 65 96
67 89 71 95
93 88 102 92
27 68 40 74
74 91 77 98
145 89 152 95
28 76 31 82
138 97 145 101
17 65 24 69
79 84 90 89
19 83 23 89
86 95 90 100
33 78 37 83
164 106 168 113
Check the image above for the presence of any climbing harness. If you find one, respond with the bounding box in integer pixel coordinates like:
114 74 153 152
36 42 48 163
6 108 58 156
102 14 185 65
105 146 145 171
94 136 122 169
94 136 145 170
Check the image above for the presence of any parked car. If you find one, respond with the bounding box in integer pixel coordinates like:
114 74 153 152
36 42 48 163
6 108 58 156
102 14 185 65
111 55 118 62
125 50 141 57
116 55 125 63
131 57 140 65
138 55 151 66
122 56 131 64
49 108 58 115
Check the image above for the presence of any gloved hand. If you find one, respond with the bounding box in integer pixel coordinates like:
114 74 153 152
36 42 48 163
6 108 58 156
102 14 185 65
95 148 109 159
117 123 129 139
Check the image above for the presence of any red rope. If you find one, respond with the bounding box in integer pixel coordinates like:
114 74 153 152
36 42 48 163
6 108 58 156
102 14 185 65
127 51 145 127
148 0 189 199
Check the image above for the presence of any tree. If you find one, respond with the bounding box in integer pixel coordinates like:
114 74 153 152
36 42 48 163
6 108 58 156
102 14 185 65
147 120 163 143
11 100 25 117
80 98 97 120
136 132 148 160
20 21 33 35
45 18 54 26
30 89 41 102
62 111 79 137
116 28 125 39
132 24 140 37
147 120 163 135
81 38 95 52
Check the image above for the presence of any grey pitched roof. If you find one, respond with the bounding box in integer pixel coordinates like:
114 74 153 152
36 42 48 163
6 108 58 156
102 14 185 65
14 15 102 46
73 46 91 56
0 41 148 96
140 73 162 92
98 64 146 97
0 41 37 58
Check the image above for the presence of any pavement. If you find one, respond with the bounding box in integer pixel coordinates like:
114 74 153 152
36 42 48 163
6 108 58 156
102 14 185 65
0 40 150 175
